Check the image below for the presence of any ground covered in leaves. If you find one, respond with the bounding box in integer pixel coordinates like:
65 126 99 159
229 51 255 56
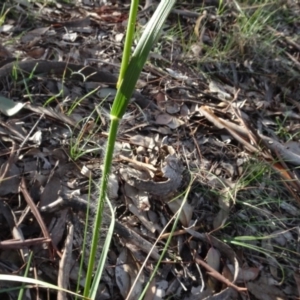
0 0 300 299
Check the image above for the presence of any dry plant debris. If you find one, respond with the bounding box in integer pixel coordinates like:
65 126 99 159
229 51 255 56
0 0 300 299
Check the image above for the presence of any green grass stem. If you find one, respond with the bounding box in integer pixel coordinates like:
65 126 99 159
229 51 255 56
117 0 139 88
83 0 176 297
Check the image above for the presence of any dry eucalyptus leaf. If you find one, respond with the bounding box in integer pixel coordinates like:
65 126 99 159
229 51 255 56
293 272 300 297
116 249 130 298
247 276 286 300
116 248 144 300
130 135 156 149
206 247 221 272
184 229 240 285
115 32 124 42
206 246 221 291
0 24 14 33
208 81 231 100
167 117 185 129
168 199 193 227
227 265 260 283
59 16 91 29
270 230 288 247
144 279 168 300
144 278 156 300
40 174 61 207
280 201 299 216
166 68 189 80
124 181 151 210
128 204 155 232
155 114 184 129
259 134 300 166
107 173 119 200
155 113 172 125
120 155 183 196
97 87 117 99
0 96 26 116
21 26 49 43
26 47 46 59
213 194 231 229
166 102 180 114
190 43 202 56
0 162 20 196
62 32 77 42
180 104 190 117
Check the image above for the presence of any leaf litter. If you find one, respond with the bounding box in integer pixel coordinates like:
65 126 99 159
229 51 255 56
0 0 300 299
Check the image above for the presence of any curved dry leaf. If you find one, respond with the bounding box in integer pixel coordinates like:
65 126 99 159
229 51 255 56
116 248 144 300
168 199 193 227
63 32 77 42
227 265 260 283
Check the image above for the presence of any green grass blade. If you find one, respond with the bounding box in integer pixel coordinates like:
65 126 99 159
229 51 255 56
89 196 115 299
0 275 88 299
111 0 177 119
117 0 139 88
83 119 119 298
17 251 33 300
83 0 176 297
